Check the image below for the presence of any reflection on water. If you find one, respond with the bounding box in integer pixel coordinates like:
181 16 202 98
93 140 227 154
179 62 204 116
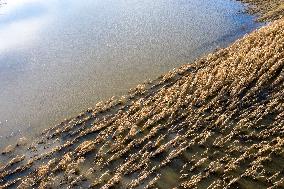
0 0 261 147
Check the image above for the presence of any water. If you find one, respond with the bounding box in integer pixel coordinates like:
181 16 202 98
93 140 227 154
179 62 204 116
0 0 261 148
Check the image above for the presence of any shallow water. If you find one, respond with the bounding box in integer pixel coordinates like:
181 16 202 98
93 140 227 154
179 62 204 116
0 0 261 148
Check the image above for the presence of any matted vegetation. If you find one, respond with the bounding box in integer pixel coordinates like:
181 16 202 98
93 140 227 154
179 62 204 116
238 0 284 21
0 16 283 188
1 0 284 188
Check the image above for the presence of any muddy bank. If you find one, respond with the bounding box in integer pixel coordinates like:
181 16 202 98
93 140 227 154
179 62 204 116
238 0 284 21
0 0 261 144
0 15 283 189
0 0 283 188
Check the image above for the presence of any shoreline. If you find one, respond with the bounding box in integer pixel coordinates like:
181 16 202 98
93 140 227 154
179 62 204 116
0 0 260 146
1 1 284 188
238 0 284 21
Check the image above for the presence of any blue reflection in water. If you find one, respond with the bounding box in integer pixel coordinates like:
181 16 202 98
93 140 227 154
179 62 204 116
0 2 46 26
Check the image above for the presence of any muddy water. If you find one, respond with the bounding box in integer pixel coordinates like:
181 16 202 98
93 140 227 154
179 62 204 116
0 0 261 148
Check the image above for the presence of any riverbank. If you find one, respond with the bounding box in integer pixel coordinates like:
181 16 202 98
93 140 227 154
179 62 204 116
0 0 260 145
1 1 284 189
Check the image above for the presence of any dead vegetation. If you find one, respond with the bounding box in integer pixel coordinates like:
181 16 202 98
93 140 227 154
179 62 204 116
238 0 284 21
1 2 284 188
0 17 283 189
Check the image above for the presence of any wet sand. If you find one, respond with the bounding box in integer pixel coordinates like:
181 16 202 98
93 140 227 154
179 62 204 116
0 1 284 189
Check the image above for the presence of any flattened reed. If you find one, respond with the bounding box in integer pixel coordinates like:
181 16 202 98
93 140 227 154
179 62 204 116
0 13 284 189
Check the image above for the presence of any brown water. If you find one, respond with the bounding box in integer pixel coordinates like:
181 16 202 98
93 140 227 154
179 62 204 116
0 0 261 148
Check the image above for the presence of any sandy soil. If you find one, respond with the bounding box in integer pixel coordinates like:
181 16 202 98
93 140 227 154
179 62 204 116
0 1 284 189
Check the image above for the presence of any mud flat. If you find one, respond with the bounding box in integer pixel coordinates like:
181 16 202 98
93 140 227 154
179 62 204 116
1 2 284 189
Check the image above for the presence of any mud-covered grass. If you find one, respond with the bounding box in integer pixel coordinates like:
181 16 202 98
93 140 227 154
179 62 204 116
1 0 284 188
238 0 284 21
0 16 283 188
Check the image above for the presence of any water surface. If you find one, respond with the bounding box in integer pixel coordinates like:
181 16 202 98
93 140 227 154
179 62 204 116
0 0 261 147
